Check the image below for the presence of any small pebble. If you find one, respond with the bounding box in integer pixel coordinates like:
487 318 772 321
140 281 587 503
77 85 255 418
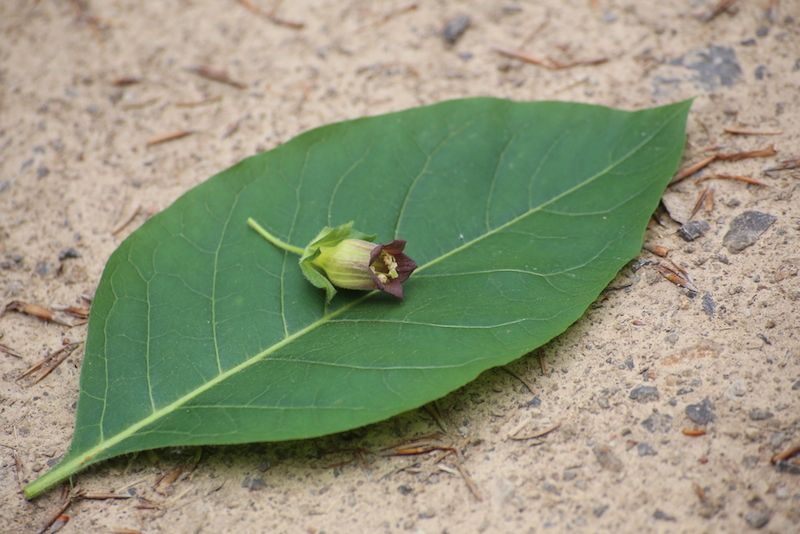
593 505 609 518
58 247 81 261
563 468 579 481
723 211 777 253
629 385 659 403
744 509 772 529
702 292 716 316
241 476 266 491
686 398 715 425
678 220 710 241
442 15 471 45
398 484 413 495
593 445 623 472
653 509 676 521
754 65 767 80
637 442 657 456
729 380 746 397
749 408 773 421
642 412 673 433
792 379 800 390
35 261 52 276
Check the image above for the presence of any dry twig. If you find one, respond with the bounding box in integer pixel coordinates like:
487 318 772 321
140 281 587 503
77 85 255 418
112 203 142 236
17 341 83 385
186 66 246 90
654 261 697 293
2 301 77 327
146 130 194 147
508 421 561 441
236 0 304 29
716 145 777 161
689 186 713 220
643 243 669 257
700 0 738 22
724 125 782 136
670 155 717 185
682 428 707 437
771 442 800 464
493 47 607 70
697 174 767 186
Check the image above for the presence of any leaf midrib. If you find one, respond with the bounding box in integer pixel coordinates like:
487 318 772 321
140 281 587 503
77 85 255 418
29 105 681 496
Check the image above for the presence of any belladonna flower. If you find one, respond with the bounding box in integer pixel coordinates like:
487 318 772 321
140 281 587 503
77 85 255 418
247 218 417 302
311 238 417 299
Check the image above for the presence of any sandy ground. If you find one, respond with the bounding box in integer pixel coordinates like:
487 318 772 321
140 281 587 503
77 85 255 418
1 0 799 532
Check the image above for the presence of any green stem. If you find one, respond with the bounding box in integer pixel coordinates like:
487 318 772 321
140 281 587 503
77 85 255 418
247 217 304 256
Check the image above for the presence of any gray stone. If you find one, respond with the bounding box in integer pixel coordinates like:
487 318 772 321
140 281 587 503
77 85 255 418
637 442 657 456
241 475 266 491
642 412 673 433
593 445 623 472
749 408 773 421
744 509 772 529
723 211 777 253
675 45 742 90
629 385 659 403
653 509 676 521
792 379 800 390
686 398 715 425
678 220 710 241
58 247 81 261
593 505 609 518
442 15 471 45
702 292 716 316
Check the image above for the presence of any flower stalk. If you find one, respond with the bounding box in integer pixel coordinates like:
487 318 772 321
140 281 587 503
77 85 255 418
247 218 416 301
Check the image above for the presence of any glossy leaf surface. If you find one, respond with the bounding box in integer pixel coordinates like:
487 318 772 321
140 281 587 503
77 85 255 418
25 98 690 497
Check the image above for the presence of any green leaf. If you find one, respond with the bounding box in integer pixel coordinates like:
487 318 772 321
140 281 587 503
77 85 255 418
24 97 690 498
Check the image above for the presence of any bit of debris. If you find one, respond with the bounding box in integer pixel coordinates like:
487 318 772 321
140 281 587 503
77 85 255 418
111 76 142 87
682 428 707 437
723 211 777 253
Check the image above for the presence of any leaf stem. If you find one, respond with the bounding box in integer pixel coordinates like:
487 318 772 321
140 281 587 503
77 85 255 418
247 217 304 256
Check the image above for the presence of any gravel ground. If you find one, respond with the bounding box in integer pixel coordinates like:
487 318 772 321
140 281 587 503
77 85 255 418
1 1 799 532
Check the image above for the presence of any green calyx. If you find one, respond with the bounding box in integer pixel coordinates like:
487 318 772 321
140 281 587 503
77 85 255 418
299 222 377 302
248 218 376 302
